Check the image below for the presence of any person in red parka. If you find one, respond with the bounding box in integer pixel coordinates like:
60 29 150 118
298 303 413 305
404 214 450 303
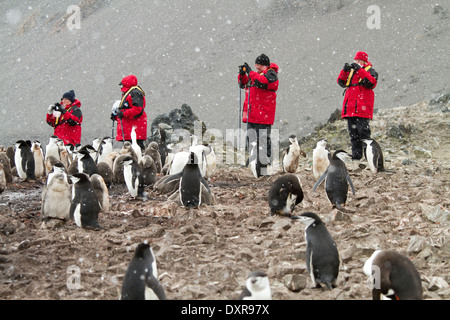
46 90 83 145
238 54 279 177
337 51 378 160
111 74 148 150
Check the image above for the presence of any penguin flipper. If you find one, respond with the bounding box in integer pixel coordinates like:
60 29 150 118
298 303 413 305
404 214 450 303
145 273 167 300
346 173 356 195
313 170 328 192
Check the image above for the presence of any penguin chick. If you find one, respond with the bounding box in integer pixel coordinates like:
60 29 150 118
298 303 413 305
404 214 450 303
31 140 46 179
0 152 13 183
0 163 6 194
97 161 113 188
313 150 355 210
69 173 102 229
313 139 330 180
90 173 110 213
139 155 157 186
292 212 340 290
121 242 166 300
362 139 386 174
364 250 422 300
121 155 147 199
41 172 71 220
144 141 162 174
239 271 272 300
282 135 304 173
268 174 303 216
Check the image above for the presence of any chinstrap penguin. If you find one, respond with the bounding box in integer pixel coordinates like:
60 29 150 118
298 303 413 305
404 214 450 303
313 150 355 210
238 271 272 300
121 242 166 300
364 249 422 300
292 212 340 290
69 173 102 229
268 174 303 216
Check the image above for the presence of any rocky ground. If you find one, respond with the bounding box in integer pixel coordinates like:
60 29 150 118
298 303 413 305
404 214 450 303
0 99 449 301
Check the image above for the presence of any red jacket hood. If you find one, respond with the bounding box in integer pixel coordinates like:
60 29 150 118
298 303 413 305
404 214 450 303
120 75 138 92
268 63 279 73
67 99 81 108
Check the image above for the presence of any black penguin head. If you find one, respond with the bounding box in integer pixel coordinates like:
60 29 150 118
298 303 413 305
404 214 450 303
69 172 90 184
333 150 351 162
186 152 199 166
292 212 323 227
120 155 134 166
134 242 155 263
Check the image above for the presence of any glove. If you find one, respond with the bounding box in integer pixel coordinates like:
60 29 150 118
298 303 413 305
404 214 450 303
343 63 351 72
239 65 246 76
243 62 251 74
48 104 55 114
110 113 117 121
116 110 124 119
351 63 361 71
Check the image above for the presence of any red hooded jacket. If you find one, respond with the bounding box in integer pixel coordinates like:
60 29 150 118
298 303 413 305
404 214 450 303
115 75 147 141
337 62 378 119
46 99 82 145
238 63 279 125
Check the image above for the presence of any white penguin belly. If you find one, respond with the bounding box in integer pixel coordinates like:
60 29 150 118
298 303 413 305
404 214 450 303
123 166 138 197
73 203 82 227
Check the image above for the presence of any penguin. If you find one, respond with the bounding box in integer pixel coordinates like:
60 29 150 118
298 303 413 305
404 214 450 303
121 242 167 300
313 150 355 210
69 173 102 229
45 136 61 162
0 163 6 194
292 212 340 290
104 151 120 173
363 250 422 300
120 155 147 199
45 155 64 178
112 154 129 184
248 141 259 178
238 271 272 300
59 145 71 170
6 146 16 171
153 171 183 195
41 171 71 220
120 141 139 162
282 135 305 173
188 143 210 177
0 151 13 183
144 141 163 174
205 144 216 180
31 140 46 179
130 126 142 163
96 137 114 164
179 152 212 208
312 139 331 180
169 151 190 176
268 174 303 216
362 139 386 174
97 161 113 188
90 173 110 213
14 140 37 181
46 162 68 186
77 148 99 176
157 126 170 167
139 155 157 186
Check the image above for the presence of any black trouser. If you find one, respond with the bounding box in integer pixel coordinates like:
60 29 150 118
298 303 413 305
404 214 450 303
246 122 272 174
346 117 371 160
